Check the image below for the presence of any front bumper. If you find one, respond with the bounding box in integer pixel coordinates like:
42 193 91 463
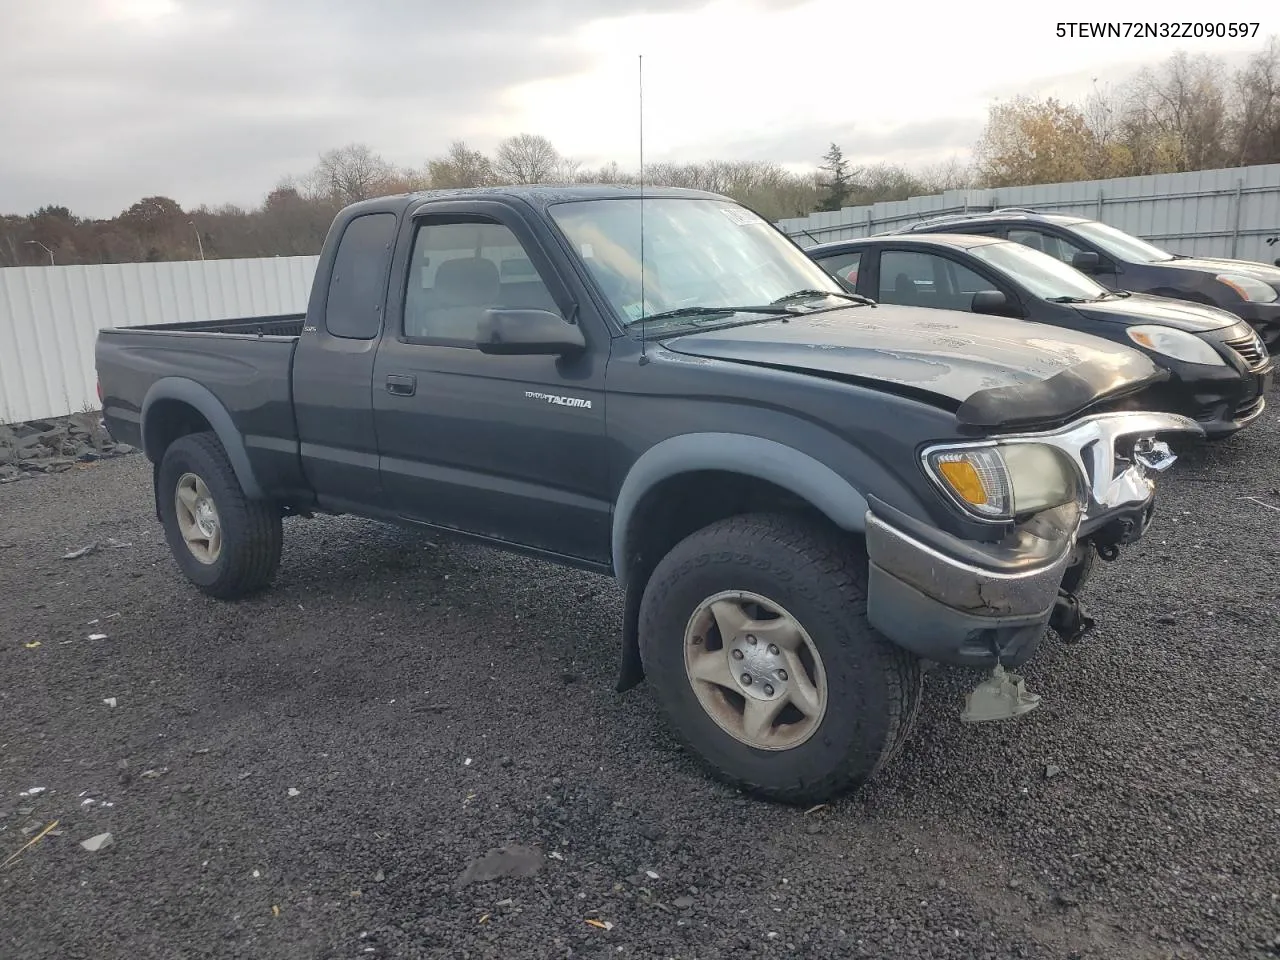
1232 302 1280 352
864 411 1199 668
1147 361 1272 438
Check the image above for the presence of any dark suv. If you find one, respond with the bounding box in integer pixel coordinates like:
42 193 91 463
882 208 1280 349
805 233 1273 438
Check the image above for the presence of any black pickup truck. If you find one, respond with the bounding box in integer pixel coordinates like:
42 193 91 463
96 186 1201 804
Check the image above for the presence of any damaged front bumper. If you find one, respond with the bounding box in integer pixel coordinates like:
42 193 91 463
864 411 1201 668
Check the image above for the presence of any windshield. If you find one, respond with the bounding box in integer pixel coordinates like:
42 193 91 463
1071 220 1176 264
547 197 847 325
968 240 1111 300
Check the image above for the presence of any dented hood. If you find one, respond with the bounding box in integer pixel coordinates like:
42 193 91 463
659 305 1165 428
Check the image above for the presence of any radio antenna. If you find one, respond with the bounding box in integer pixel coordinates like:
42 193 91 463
638 53 647 359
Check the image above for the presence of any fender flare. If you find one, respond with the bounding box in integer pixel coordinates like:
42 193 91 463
140 377 265 500
610 432 869 585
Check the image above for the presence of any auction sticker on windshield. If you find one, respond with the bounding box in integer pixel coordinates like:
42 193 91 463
719 205 767 226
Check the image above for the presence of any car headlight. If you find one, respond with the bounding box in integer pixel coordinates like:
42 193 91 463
923 442 1082 522
1216 273 1279 303
1125 325 1225 366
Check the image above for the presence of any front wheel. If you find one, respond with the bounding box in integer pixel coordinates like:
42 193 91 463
157 431 283 599
638 513 922 806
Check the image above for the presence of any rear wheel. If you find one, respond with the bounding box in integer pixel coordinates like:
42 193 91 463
638 513 922 805
157 431 282 599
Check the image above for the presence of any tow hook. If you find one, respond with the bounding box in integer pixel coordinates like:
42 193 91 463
1049 588 1096 643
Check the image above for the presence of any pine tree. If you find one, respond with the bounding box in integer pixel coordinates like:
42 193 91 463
818 143 851 212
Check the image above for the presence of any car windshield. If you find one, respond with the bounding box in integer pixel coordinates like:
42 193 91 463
967 240 1111 301
547 196 848 325
1070 220 1176 263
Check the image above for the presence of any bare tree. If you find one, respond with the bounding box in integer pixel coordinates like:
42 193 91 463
918 157 976 192
427 140 494 188
493 133 562 184
1232 37 1280 165
305 143 397 204
1122 53 1231 173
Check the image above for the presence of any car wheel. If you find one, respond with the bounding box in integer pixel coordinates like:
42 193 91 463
158 431 282 599
638 512 922 805
1060 544 1096 596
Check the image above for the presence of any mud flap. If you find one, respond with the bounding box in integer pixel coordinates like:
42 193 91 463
615 571 646 693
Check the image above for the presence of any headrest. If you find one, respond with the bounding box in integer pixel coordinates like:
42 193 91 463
435 257 499 306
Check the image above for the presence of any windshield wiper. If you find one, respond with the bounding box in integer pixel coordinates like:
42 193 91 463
1045 295 1096 303
772 288 877 306
635 304 797 324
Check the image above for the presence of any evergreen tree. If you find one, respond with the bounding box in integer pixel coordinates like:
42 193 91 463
818 143 851 211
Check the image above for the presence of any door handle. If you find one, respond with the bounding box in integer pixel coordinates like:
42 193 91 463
386 374 417 397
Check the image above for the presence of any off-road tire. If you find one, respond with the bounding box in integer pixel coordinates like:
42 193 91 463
1060 544 1097 596
157 431 282 599
638 512 923 805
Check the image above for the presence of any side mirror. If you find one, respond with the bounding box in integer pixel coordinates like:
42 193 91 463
1071 251 1102 273
971 290 1017 317
476 307 586 357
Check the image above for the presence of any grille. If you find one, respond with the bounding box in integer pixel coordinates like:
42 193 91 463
1235 394 1266 421
1224 331 1269 371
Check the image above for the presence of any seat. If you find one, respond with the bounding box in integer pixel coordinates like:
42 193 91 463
892 272 916 305
414 256 500 340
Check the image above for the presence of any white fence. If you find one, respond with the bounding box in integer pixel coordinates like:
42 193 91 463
0 256 318 424
778 163 1280 263
4 162 1280 425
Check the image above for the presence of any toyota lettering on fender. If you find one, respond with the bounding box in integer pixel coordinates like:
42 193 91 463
526 390 593 409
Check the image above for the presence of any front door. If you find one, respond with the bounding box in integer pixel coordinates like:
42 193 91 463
370 200 613 565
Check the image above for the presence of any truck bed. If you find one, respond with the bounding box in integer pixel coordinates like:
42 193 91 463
96 312 307 498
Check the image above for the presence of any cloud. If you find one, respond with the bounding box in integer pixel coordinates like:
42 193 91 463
668 116 985 170
0 0 1267 218
4 0 807 216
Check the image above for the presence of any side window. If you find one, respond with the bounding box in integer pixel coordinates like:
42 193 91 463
813 251 861 292
877 251 941 307
878 250 994 310
403 219 561 344
945 258 996 297
1007 228 1086 265
324 212 398 340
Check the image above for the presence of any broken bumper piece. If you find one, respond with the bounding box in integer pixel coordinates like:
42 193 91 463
863 498 1076 669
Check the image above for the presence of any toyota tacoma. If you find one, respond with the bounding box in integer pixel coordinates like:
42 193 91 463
95 186 1201 804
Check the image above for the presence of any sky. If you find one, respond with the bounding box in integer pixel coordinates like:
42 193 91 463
0 0 1272 218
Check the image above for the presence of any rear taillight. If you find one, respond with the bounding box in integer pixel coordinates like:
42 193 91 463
96 380 102 403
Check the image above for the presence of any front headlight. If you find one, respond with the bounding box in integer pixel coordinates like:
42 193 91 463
1125 325 1225 366
1216 273 1279 303
924 441 1081 522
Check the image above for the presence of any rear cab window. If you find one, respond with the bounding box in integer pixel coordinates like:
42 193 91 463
324 212 398 340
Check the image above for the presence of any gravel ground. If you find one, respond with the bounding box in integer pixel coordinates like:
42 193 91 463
2 398 1278 960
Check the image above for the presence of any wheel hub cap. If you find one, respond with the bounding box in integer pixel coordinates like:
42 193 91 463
683 590 827 751
175 472 222 565
728 635 788 701
194 500 218 538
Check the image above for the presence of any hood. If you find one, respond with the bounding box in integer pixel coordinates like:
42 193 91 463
659 305 1165 428
1073 292 1238 332
1162 255 1280 286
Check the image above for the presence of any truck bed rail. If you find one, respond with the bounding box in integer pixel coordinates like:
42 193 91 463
121 313 306 338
